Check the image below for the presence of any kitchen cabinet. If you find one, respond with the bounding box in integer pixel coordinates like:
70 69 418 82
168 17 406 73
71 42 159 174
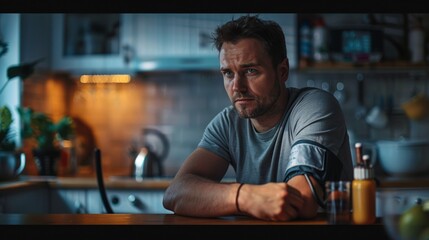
0 177 171 214
132 14 221 58
50 188 88 213
50 188 171 214
129 13 297 70
86 189 172 214
50 13 298 72
51 14 135 74
0 187 49 213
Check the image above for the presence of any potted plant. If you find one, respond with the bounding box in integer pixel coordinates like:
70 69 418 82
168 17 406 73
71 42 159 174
0 105 26 180
18 107 74 176
0 60 43 180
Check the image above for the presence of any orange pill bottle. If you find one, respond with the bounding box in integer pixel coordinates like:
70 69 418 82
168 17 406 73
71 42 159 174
352 155 376 224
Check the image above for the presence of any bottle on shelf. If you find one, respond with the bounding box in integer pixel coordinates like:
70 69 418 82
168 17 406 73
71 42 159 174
299 19 313 67
312 17 329 62
408 16 425 63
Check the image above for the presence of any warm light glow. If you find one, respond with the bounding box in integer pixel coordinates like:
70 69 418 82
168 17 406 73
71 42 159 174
61 140 73 148
79 74 131 84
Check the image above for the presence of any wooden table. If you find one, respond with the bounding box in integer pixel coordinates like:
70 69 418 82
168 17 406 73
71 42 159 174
0 213 390 240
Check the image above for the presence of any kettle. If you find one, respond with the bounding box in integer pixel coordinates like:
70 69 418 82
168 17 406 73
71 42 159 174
130 128 169 179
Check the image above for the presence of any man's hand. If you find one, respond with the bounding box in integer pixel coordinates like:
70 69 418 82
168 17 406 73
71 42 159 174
237 182 304 221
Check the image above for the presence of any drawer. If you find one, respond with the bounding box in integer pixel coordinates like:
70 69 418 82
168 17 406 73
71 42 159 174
87 189 172 214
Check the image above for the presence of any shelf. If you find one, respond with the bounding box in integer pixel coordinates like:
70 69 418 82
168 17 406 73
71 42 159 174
298 61 429 73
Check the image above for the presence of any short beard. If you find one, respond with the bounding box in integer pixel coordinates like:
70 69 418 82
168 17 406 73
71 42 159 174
234 83 281 119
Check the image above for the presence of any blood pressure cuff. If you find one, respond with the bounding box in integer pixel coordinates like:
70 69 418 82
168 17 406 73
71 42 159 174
283 140 343 190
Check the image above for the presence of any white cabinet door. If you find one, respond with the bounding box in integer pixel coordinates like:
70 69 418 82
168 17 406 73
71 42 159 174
87 189 172 214
133 14 221 58
0 188 49 213
131 14 237 71
50 189 88 213
51 14 135 74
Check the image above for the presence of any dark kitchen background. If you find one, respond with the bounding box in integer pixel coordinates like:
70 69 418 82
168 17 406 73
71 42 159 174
1 13 429 179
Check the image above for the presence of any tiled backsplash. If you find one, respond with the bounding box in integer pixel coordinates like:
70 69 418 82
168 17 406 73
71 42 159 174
22 68 429 178
293 70 429 141
23 71 231 177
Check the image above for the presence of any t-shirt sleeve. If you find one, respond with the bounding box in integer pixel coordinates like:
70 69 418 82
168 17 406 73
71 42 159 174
284 89 349 183
197 108 232 163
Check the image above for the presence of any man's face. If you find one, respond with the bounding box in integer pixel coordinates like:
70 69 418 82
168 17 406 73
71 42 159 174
219 38 286 119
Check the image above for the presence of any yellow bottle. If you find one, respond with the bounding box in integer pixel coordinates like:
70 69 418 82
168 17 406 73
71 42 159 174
352 155 376 224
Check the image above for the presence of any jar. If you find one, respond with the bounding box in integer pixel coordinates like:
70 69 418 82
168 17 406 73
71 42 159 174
408 16 425 63
352 157 376 224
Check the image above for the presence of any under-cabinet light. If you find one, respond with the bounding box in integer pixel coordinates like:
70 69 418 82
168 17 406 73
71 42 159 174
139 61 157 70
80 74 131 84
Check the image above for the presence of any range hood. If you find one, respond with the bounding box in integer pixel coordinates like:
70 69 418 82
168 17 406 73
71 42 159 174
49 55 220 76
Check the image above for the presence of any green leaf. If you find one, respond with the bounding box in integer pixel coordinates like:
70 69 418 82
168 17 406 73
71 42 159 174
0 106 13 131
0 106 15 151
56 117 74 140
17 106 74 151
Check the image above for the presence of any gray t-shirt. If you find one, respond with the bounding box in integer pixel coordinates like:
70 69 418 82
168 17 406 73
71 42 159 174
198 87 353 185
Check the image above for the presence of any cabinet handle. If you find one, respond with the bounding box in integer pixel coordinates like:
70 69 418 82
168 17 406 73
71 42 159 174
128 194 145 211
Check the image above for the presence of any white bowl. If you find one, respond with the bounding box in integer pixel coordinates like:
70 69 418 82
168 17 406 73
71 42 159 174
376 139 429 177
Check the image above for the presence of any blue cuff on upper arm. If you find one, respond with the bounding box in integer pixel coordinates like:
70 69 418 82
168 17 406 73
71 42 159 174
283 140 343 185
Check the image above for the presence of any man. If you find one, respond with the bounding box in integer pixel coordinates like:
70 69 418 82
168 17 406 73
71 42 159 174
163 15 353 221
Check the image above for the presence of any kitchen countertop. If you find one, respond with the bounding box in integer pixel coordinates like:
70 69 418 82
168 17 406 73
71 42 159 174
0 176 171 191
0 213 389 239
1 175 429 191
377 176 429 188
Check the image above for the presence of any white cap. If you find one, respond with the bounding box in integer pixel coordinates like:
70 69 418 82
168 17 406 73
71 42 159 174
354 166 374 180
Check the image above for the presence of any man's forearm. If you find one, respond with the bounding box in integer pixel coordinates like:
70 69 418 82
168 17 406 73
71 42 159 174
163 174 240 217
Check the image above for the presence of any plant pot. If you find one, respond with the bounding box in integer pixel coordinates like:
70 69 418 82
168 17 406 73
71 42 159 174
32 149 61 176
0 151 26 180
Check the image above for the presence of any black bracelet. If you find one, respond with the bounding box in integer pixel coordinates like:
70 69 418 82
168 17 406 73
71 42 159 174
236 183 245 213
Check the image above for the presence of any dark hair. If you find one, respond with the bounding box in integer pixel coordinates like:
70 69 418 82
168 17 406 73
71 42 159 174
212 15 287 67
